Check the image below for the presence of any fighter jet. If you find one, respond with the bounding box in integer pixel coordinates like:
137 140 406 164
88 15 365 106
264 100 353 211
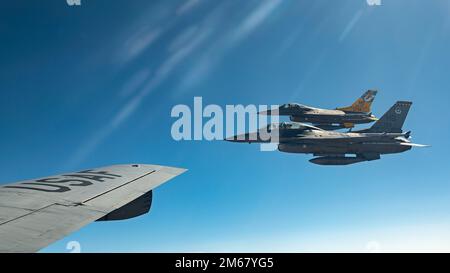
260 90 378 130
0 164 186 252
227 101 428 165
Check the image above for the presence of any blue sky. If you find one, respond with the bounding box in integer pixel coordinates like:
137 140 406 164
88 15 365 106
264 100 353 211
1 0 449 252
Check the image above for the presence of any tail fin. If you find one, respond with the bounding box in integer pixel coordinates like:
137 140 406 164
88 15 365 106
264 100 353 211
367 101 412 133
336 90 378 113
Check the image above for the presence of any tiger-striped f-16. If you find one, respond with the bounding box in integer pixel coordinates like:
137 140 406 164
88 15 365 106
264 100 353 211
227 101 429 165
259 90 378 130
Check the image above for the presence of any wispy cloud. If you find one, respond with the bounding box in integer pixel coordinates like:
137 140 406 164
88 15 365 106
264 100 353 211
169 26 200 53
177 53 213 93
339 9 364 42
66 1 283 167
113 2 179 66
178 0 283 92
122 28 162 63
118 68 152 98
229 0 283 44
111 23 212 126
159 26 211 79
64 125 115 170
66 22 213 168
176 0 201 16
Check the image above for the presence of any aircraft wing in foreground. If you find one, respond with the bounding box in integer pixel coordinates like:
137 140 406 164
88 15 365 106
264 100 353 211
0 164 186 253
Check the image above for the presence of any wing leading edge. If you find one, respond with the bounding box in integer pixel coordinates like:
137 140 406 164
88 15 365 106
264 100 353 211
0 164 186 253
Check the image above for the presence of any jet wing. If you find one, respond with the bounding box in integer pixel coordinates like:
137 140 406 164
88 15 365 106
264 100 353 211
0 164 186 253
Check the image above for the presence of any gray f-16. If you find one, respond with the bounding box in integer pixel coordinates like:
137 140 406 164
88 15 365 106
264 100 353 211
260 90 378 130
227 101 428 165
0 164 186 252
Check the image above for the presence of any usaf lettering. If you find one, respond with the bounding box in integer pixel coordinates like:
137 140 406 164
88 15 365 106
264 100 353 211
5 169 122 193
